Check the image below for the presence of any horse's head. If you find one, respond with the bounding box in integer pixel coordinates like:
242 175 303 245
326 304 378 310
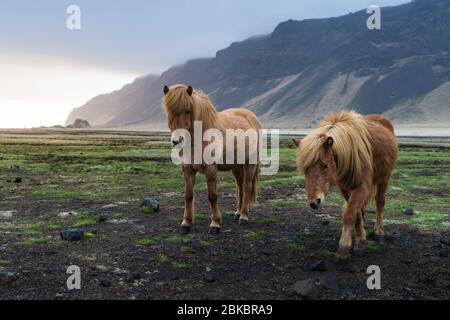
162 85 194 147
293 135 337 210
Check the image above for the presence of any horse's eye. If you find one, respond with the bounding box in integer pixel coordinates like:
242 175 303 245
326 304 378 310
322 164 329 170
185 110 191 115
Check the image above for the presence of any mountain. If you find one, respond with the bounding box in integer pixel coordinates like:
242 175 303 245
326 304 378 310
66 0 450 130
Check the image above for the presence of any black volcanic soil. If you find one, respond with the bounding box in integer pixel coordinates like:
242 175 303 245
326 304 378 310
0 185 448 300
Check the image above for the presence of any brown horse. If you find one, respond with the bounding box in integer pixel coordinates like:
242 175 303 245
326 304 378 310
293 111 398 259
162 84 261 234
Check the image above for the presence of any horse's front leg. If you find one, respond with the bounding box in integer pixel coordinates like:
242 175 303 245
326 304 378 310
205 166 221 235
338 183 370 260
181 165 196 234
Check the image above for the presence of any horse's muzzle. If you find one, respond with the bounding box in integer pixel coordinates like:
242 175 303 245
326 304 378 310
171 136 184 147
309 198 322 210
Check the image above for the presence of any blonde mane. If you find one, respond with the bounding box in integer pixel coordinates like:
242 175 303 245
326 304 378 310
162 84 219 131
297 111 373 188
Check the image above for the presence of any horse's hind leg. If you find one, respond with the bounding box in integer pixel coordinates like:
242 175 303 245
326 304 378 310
205 166 221 235
181 166 196 234
232 167 244 221
374 178 389 238
238 164 257 225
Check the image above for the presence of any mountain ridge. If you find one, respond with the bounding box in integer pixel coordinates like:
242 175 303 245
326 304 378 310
66 0 450 130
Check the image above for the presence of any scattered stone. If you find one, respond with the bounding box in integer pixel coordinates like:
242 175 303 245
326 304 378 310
204 270 215 283
58 211 78 218
262 247 272 256
13 177 22 183
126 273 142 283
99 278 112 287
442 220 450 228
140 198 160 213
95 265 108 272
282 287 296 297
403 208 414 216
109 219 129 224
54 293 65 300
321 220 330 226
304 260 327 272
293 278 320 300
431 242 443 249
101 204 118 209
0 271 18 284
384 230 401 241
439 247 449 258
0 222 16 229
255 240 265 246
440 235 450 246
60 229 84 242
0 210 15 219
98 215 108 223
320 273 339 290
90 228 98 235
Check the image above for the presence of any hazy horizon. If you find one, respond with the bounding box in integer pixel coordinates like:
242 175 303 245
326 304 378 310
0 0 409 128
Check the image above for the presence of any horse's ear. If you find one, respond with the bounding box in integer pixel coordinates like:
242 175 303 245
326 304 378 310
186 85 193 96
163 85 170 95
292 138 301 147
323 136 334 149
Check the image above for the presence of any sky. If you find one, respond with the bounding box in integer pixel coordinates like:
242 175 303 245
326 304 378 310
0 0 409 128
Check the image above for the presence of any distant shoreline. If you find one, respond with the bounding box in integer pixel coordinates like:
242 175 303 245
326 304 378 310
1 126 450 138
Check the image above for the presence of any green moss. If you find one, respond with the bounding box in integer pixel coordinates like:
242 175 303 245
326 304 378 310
46 224 63 230
112 212 128 219
166 234 192 244
270 199 300 208
318 250 337 259
137 238 158 246
20 238 49 247
154 254 191 269
180 246 195 254
366 240 383 253
199 240 214 247
261 217 281 225
242 231 271 240
71 217 96 228
33 189 90 200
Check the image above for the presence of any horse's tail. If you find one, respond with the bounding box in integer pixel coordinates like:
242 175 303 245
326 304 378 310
244 163 259 208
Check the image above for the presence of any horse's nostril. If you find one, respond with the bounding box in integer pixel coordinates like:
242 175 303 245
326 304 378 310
310 202 318 209
317 198 321 204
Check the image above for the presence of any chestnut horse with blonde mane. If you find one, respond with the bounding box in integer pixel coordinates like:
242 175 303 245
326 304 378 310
293 111 398 259
162 84 261 235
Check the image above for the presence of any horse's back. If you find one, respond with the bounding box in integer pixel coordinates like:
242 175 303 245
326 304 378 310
365 114 395 134
220 108 262 130
365 114 398 179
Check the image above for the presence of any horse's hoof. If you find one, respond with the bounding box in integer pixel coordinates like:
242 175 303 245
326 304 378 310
208 227 220 235
179 226 191 234
336 247 351 261
233 214 240 222
238 218 249 226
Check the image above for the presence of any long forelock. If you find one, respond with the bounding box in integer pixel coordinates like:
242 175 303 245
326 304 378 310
297 111 373 188
162 85 218 131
